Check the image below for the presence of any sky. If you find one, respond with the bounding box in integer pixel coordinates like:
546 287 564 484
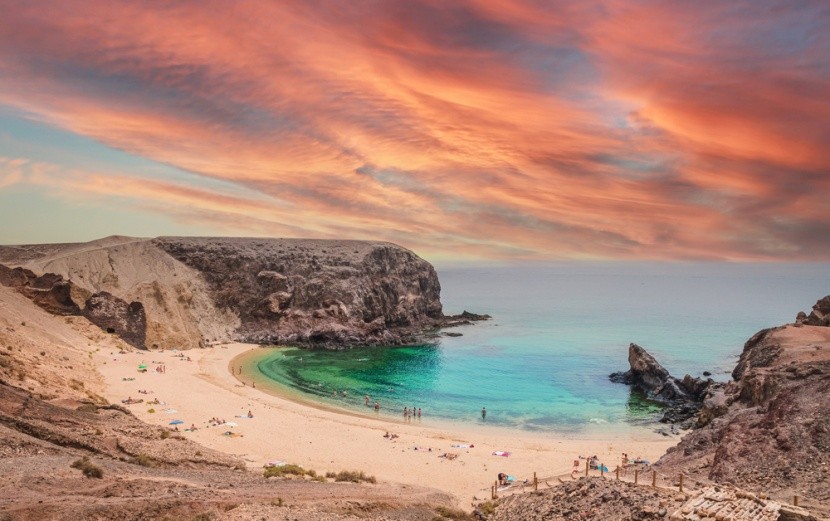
0 1 828 264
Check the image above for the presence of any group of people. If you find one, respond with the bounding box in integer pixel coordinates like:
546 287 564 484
403 406 422 420
364 395 382 411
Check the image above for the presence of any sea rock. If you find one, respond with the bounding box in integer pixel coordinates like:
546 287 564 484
609 344 714 426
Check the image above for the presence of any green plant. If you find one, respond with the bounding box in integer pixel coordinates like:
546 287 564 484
263 464 307 478
71 456 103 479
333 470 377 484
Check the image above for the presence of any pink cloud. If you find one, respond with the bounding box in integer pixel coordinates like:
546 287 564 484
0 1 828 260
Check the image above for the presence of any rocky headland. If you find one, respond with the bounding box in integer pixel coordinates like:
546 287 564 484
609 296 830 517
0 236 484 350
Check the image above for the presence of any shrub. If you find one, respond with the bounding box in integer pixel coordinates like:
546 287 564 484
71 456 104 479
476 502 496 516
333 470 376 484
131 454 158 467
147 408 155 413
263 464 307 478
433 506 475 520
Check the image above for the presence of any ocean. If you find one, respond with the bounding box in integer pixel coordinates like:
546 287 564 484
250 262 829 434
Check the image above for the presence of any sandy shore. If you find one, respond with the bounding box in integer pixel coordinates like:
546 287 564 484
97 343 678 504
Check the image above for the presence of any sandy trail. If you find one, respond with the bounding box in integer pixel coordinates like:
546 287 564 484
98 343 677 504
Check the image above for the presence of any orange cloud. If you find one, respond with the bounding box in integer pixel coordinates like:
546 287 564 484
0 1 828 260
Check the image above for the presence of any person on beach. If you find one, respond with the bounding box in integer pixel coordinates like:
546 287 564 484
404 406 408 417
374 401 380 411
481 407 487 419
621 453 629 476
417 408 421 418
365 395 370 406
247 410 253 418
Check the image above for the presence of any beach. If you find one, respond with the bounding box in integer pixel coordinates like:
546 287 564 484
98 343 677 503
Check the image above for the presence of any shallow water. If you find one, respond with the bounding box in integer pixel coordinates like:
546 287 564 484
253 262 829 433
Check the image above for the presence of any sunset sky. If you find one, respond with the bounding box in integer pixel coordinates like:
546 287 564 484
0 1 828 264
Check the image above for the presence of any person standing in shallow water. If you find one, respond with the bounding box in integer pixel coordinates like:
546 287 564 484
481 407 486 419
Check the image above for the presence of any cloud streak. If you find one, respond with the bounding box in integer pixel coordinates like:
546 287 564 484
0 0 828 261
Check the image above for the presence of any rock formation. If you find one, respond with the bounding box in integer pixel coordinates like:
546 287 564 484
795 295 830 327
0 236 473 350
610 343 716 427
655 307 830 517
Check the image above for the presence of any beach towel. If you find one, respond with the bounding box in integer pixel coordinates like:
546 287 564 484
492 451 510 457
451 444 473 448
164 409 177 413
224 421 238 427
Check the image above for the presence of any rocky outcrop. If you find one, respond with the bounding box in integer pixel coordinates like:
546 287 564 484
795 296 830 326
0 264 81 316
0 263 148 349
484 477 689 521
655 309 830 517
82 292 147 350
1 236 473 349
152 237 446 347
610 343 716 427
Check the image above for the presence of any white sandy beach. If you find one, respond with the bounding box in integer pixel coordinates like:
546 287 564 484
97 343 678 504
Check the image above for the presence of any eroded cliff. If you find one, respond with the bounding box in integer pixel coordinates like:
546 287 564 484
0 236 447 349
652 298 830 516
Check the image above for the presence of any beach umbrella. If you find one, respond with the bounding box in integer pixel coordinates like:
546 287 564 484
169 419 184 425
138 364 146 369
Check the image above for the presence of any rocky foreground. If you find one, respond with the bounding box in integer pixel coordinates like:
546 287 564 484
0 236 487 350
604 296 830 518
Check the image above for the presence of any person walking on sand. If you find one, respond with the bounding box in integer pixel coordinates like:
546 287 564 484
365 395 370 406
481 407 487 419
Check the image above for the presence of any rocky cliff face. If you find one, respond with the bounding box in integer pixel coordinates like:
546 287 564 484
153 237 444 347
0 236 449 349
652 296 830 517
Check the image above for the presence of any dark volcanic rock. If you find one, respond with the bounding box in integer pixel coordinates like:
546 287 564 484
610 343 715 426
153 237 445 347
82 292 147 349
0 264 81 316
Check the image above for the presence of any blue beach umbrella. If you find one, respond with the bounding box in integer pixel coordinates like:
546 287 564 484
169 419 184 425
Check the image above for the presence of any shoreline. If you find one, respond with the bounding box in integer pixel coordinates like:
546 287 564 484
231 346 675 442
96 342 679 504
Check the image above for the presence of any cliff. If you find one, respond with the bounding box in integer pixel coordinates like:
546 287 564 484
0 236 449 349
651 297 830 517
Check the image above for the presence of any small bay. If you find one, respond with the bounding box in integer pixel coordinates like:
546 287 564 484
253 262 828 433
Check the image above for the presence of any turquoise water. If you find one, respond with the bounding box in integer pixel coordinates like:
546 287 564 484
254 263 829 433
